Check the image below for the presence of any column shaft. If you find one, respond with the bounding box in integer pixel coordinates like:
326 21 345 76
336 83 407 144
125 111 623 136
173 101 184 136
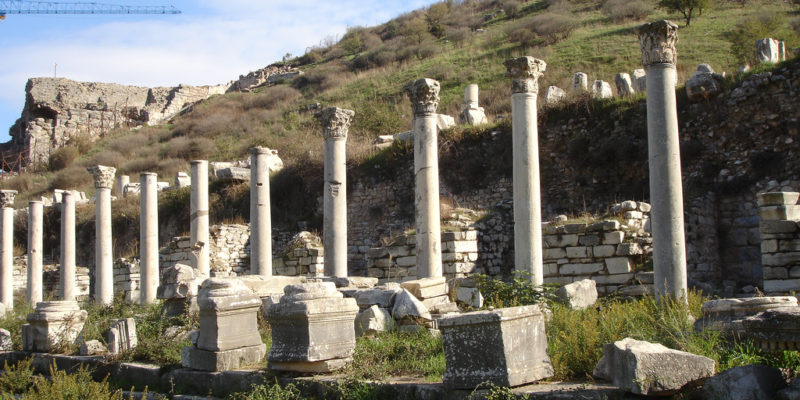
511 93 544 284
414 114 443 278
249 150 272 276
140 173 159 304
323 138 348 277
27 201 43 304
0 207 13 307
60 191 76 300
96 188 113 304
191 160 210 277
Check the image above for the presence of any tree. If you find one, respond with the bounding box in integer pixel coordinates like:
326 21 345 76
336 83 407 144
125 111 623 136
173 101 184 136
425 2 450 38
657 0 711 26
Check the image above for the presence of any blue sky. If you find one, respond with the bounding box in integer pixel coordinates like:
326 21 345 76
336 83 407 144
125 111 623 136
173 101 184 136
0 0 438 143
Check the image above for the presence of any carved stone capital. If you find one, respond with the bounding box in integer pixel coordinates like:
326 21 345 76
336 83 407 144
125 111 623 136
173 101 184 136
87 165 116 189
0 190 17 208
636 20 678 67
315 107 354 140
249 146 275 155
404 78 440 116
504 56 547 94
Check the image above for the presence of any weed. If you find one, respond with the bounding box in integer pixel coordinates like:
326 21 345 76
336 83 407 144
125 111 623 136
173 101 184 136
348 328 445 381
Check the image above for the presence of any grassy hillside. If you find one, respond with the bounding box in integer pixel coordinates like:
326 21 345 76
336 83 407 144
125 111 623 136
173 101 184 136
3 0 799 206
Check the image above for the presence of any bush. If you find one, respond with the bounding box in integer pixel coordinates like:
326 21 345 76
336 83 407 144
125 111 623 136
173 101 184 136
446 26 471 48
87 149 126 168
49 165 92 191
348 329 445 380
108 133 149 157
602 0 654 21
500 0 525 19
0 357 34 393
162 136 216 160
472 272 554 308
530 12 580 44
49 146 80 171
507 26 539 48
23 362 125 399
244 86 301 111
66 134 93 154
297 49 323 65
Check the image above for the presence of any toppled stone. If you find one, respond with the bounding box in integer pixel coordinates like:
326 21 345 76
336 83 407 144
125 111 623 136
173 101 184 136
555 279 598 310
355 284 401 309
108 318 137 354
214 167 250 182
694 296 799 332
742 308 800 351
355 305 395 337
572 72 588 92
400 277 448 299
593 338 715 396
158 263 201 317
756 38 782 64
545 86 566 104
703 365 786 400
591 80 613 99
614 73 635 96
439 305 553 388
0 328 12 351
632 69 646 92
392 289 432 324
80 339 106 356
455 286 484 308
686 64 723 101
22 300 88 353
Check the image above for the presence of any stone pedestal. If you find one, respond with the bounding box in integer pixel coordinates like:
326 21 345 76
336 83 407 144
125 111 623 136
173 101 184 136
266 282 359 372
190 160 210 277
140 173 159 304
404 78 443 279
157 263 200 317
0 190 16 308
22 300 87 352
316 107 354 278
249 147 273 276
505 56 547 285
88 165 116 305
439 305 553 388
636 20 687 300
181 278 265 371
60 191 76 300
27 201 43 305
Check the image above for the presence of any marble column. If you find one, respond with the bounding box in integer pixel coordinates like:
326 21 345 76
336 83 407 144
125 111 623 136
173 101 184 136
139 173 159 304
116 175 129 197
636 20 687 300
316 107 354 278
27 201 43 305
190 160 209 277
60 191 76 300
88 165 116 305
0 190 16 308
249 147 273 276
404 78 443 279
505 56 547 285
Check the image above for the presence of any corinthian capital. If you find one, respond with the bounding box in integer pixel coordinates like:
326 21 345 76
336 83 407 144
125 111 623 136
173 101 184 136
404 78 440 116
636 20 678 67
315 107 355 140
504 56 547 94
0 190 17 208
87 165 116 189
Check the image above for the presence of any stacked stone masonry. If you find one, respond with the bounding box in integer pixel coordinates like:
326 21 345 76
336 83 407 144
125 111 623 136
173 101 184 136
11 257 90 300
366 230 479 282
758 192 800 294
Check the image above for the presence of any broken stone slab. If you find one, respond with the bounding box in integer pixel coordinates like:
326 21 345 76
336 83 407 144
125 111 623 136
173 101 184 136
439 305 554 389
392 289 432 324
614 73 635 96
633 69 646 92
703 365 786 400
108 318 137 354
455 286 484 308
327 276 378 289
758 205 800 221
694 296 799 332
758 192 800 207
554 279 597 310
266 282 359 371
181 345 267 372
544 86 566 104
22 300 88 353
686 64 722 101
80 339 106 356
593 338 715 396
572 72 588 92
591 80 613 99
756 38 781 63
158 263 203 318
214 167 250 182
354 283 401 309
0 328 12 351
741 308 800 351
400 277 448 299
354 305 395 337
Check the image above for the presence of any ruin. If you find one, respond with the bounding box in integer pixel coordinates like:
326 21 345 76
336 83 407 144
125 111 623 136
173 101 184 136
26 200 43 305
249 147 274 276
88 165 116 305
0 190 15 308
139 173 159 304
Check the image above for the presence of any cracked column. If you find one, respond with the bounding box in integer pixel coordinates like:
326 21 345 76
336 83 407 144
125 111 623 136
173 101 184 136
88 165 116 305
404 78 443 279
191 160 210 277
505 56 547 285
60 190 76 301
0 190 16 308
27 200 43 305
316 107 354 278
140 172 159 304
636 20 687 300
249 147 273 276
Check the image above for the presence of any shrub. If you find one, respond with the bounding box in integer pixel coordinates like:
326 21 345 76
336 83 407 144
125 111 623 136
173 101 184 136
49 146 80 171
49 165 92 191
297 49 323 65
348 329 445 380
66 133 93 153
108 133 149 156
0 357 34 393
602 0 654 21
500 0 525 19
2 173 36 193
162 136 216 160
87 149 126 168
446 26 471 47
416 40 439 59
472 272 555 308
507 27 539 48
23 362 125 399
530 12 580 44
228 383 303 400
244 86 301 111
122 154 160 175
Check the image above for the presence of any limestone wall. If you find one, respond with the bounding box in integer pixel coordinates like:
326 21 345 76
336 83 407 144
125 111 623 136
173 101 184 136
11 257 90 301
366 230 479 282
757 191 800 294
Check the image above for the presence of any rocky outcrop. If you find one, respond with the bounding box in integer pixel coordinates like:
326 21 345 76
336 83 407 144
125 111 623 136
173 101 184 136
6 77 228 167
226 63 302 93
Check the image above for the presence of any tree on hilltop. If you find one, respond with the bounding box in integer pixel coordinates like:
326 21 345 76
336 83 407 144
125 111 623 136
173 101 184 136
658 0 711 26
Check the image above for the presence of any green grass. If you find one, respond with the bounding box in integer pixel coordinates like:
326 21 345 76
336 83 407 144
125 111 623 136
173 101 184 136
347 328 445 381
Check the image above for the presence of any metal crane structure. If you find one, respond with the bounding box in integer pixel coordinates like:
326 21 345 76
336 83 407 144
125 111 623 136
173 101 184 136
0 1 181 19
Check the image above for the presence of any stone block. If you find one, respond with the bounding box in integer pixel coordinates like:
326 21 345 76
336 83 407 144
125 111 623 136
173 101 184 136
555 279 597 310
543 248 566 260
593 273 634 285
764 279 800 293
762 239 778 253
401 277 448 299
566 246 590 259
763 252 800 267
544 276 574 285
780 239 800 252
439 305 553 388
603 231 625 245
448 241 478 253
605 258 632 274
579 235 600 246
387 246 410 258
543 263 558 277
355 305 394 337
634 272 654 284
742 308 800 351
80 339 106 356
422 294 451 311
616 243 643 256
456 287 483 308
764 266 789 280
392 289 432 323
593 338 715 396
617 285 653 296
181 344 267 372
267 282 358 368
395 256 416 267
195 279 263 353
759 205 800 221
757 192 800 207
560 263 604 276
704 365 786 400
367 247 388 258
543 234 579 247
108 318 137 355
593 245 616 258
760 220 799 234
22 301 87 353
268 357 352 373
